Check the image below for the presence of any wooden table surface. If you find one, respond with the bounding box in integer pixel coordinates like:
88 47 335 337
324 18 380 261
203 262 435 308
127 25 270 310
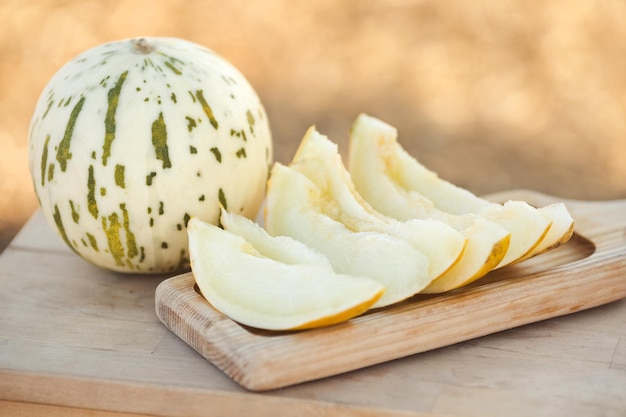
2 3 626 415
1 204 625 417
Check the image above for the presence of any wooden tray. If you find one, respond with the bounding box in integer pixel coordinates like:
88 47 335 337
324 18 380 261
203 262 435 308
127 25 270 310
155 190 626 391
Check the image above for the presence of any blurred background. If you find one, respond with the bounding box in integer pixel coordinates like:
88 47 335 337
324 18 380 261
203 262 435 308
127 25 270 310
2 0 626 253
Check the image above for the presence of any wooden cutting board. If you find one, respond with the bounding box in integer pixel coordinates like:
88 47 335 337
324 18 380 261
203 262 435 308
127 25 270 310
155 190 626 391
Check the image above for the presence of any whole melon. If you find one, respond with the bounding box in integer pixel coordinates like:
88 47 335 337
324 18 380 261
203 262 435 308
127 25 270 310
28 37 273 273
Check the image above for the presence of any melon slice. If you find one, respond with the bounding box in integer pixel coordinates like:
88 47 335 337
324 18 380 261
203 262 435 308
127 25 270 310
188 214 384 331
289 126 467 283
348 114 562 270
265 163 430 308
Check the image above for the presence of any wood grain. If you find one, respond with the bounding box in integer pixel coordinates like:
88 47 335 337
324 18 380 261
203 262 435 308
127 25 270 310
155 190 626 391
1 190 625 416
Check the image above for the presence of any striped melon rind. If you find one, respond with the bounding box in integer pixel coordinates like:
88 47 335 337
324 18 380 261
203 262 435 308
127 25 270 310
28 37 273 273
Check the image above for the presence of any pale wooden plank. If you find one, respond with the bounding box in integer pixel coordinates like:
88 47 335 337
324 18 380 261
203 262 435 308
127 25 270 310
276 308 626 414
0 250 164 321
422 338 626 408
0 400 156 417
1 192 626 416
0 234 241 391
432 384 624 417
6 210 68 253
470 321 621 364
612 337 626 371
0 371 428 417
4 296 622 415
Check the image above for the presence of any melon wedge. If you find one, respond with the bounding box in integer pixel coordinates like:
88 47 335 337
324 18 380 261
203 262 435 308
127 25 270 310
187 214 384 331
517 202 574 261
289 126 467 283
345 117 511 291
265 163 430 308
349 114 558 270
220 209 333 268
421 216 511 293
